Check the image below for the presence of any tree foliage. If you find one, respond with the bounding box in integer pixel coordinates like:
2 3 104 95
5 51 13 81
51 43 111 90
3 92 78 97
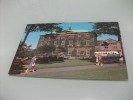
18 42 33 57
25 23 62 33
22 23 62 48
38 45 56 54
101 42 109 48
93 22 124 56
93 22 121 41
12 23 62 67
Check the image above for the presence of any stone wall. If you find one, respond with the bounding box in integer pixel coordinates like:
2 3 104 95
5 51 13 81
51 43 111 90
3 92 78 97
37 31 96 58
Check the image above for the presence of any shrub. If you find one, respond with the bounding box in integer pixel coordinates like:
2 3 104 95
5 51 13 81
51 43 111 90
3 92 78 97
89 56 120 64
36 55 64 64
102 57 119 64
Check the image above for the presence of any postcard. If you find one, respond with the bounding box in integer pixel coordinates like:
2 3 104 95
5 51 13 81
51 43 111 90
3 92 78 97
9 22 128 80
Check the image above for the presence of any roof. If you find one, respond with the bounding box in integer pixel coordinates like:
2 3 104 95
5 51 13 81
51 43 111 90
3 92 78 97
68 30 89 32
56 30 91 34
97 38 118 42
41 30 92 36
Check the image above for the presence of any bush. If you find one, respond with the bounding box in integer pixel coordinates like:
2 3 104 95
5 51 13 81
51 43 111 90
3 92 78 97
89 56 120 64
102 57 119 64
36 55 64 64
88 57 96 63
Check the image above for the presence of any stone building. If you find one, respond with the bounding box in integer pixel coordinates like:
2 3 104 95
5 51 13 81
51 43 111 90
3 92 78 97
37 30 97 58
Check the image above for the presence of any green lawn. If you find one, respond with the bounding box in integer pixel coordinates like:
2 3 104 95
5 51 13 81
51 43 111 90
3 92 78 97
31 59 94 69
21 59 128 80
25 65 128 80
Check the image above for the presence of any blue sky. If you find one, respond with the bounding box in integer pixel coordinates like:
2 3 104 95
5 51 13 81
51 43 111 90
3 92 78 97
59 22 94 31
21 22 118 49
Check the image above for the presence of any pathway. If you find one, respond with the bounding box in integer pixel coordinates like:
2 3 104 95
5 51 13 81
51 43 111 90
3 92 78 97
21 63 120 75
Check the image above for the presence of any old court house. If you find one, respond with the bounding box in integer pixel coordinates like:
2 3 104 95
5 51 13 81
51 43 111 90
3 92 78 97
37 29 97 58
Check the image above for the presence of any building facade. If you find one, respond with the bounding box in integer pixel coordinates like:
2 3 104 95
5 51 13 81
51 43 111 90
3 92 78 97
37 30 97 58
95 39 122 55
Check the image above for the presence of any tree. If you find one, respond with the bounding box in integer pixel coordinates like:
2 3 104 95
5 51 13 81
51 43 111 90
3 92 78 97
93 22 124 56
93 22 121 41
18 42 32 57
101 42 109 48
9 23 62 74
38 45 56 54
16 23 62 59
21 23 62 50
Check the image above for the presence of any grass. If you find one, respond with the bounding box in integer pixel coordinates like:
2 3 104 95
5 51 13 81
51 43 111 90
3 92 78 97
24 65 128 80
26 59 95 69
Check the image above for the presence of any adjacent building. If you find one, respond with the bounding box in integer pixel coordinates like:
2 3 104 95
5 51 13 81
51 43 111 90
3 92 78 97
95 38 122 55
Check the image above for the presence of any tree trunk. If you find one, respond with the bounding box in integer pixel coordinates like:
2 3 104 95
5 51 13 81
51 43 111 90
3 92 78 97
118 33 121 41
19 32 30 50
118 33 125 58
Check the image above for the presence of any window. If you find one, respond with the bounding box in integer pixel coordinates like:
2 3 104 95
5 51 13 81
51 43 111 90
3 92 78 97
68 51 72 55
69 40 73 45
95 47 100 51
86 40 94 46
112 43 116 45
81 40 86 45
77 49 80 55
86 49 90 55
61 36 65 39
105 46 108 48
113 46 117 49
80 51 85 55
61 40 65 45
90 35 93 38
90 37 94 41
86 40 90 45
41 41 44 46
78 34 81 37
47 41 50 45
54 41 58 45
86 34 90 38
68 36 74 39
76 40 80 46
